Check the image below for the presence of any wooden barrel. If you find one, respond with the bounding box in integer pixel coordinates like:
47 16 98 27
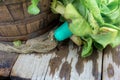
0 0 59 41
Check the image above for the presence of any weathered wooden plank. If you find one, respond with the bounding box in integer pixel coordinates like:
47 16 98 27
7 3 25 21
0 51 18 78
11 53 55 80
103 46 120 80
10 41 103 80
45 42 103 80
0 5 14 22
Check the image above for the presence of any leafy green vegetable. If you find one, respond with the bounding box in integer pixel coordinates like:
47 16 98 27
51 0 65 15
64 4 92 36
13 40 22 47
91 27 118 48
28 0 40 15
88 12 99 34
110 32 120 47
100 0 120 24
81 37 93 57
51 0 120 57
82 0 104 24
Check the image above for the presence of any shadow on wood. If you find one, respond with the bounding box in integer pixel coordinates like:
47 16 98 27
0 51 18 78
103 45 120 80
10 41 103 80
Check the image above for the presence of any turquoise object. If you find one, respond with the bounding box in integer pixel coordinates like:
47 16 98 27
54 22 73 41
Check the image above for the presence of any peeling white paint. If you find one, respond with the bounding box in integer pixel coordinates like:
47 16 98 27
11 42 103 80
103 51 120 80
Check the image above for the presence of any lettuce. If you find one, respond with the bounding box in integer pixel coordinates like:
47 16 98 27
51 0 120 57
81 37 93 57
91 27 118 48
28 0 40 15
64 4 92 36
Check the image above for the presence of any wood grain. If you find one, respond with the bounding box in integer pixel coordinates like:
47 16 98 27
3 0 30 4
39 0 51 12
10 41 103 80
0 5 13 22
0 0 59 41
103 46 120 80
0 51 18 77
7 3 25 21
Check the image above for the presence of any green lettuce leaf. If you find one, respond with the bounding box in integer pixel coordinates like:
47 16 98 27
64 3 92 36
81 37 93 57
28 0 40 15
91 27 118 48
82 0 104 24
51 0 120 57
110 32 120 47
100 0 120 24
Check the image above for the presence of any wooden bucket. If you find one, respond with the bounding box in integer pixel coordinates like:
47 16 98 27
0 0 59 41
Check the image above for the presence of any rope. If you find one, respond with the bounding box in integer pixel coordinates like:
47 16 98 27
0 31 58 54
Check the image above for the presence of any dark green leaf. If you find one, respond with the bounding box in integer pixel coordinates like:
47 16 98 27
81 37 93 57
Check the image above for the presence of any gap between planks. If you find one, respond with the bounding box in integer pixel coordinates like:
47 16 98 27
10 41 103 80
102 46 120 80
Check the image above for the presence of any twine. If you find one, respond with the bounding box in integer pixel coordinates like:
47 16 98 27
0 31 58 54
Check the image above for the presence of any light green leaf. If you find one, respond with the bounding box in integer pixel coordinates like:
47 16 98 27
110 32 120 47
82 0 104 24
91 27 118 48
51 0 65 15
13 40 22 47
28 0 40 15
64 3 92 36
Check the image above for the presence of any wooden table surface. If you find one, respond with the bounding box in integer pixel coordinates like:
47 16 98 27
0 41 120 80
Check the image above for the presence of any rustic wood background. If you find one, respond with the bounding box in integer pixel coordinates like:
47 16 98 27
0 40 119 80
1 0 119 80
0 0 59 41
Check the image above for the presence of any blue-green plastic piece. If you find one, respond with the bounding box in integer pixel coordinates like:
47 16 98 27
54 22 73 41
